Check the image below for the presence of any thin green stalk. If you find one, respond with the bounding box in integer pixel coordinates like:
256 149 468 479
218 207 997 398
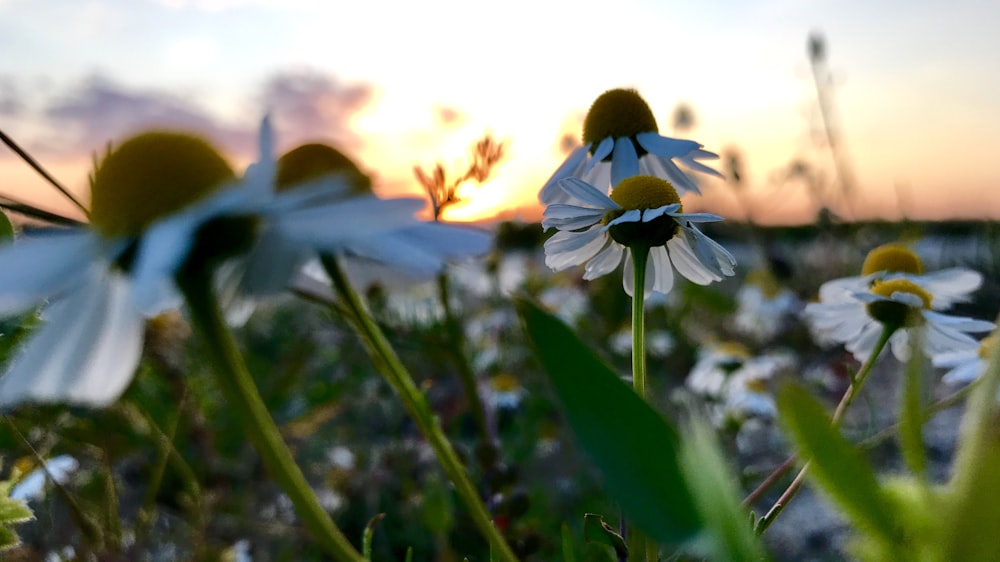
630 247 649 399
321 255 519 562
178 275 364 562
756 325 896 535
626 246 656 562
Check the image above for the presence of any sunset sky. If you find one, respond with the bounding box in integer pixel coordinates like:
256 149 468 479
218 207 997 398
1 0 998 225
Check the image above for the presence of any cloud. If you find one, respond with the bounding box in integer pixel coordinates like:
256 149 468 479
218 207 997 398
0 76 25 117
258 69 372 151
41 74 255 156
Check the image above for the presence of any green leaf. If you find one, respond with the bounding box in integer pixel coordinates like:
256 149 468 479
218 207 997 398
0 524 20 551
583 513 627 559
678 421 768 561
516 298 700 544
777 384 896 541
0 497 33 524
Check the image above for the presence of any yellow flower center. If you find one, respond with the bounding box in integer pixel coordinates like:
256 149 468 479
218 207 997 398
611 176 682 211
867 278 932 327
89 132 235 238
582 88 658 148
490 372 522 393
861 244 924 276
276 143 372 195
604 176 682 248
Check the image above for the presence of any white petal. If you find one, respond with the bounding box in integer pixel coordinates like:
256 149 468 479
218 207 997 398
845 321 886 362
557 178 619 209
236 226 309 296
539 146 590 204
610 138 639 187
655 157 701 195
671 211 724 223
665 237 718 285
544 225 607 270
634 132 700 157
650 246 675 295
132 213 202 314
278 197 423 247
941 359 984 385
623 252 635 297
0 230 100 316
922 310 995 332
542 204 605 231
583 242 624 280
0 272 143 407
585 137 614 172
605 209 643 228
916 268 983 309
887 330 913 362
641 204 681 222
678 149 725 178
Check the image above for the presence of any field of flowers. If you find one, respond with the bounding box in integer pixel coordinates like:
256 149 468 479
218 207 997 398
1 86 999 562
2 211 999 560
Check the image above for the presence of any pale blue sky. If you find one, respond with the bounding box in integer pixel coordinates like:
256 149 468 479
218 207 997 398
1 0 998 223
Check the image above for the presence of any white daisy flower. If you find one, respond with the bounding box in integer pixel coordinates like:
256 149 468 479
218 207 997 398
225 124 492 302
485 372 525 410
539 88 722 204
933 334 996 386
686 342 752 398
813 243 984 311
804 244 994 363
0 132 238 407
734 268 800 342
542 175 736 297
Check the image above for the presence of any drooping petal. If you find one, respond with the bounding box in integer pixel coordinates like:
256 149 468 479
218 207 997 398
845 321 887 362
678 149 725 178
610 138 639 187
649 246 675 295
539 146 590 204
922 310 995 333
0 230 100 316
557 178 620 210
914 268 983 309
605 209 643 228
621 251 655 297
279 197 424 247
542 204 606 231
585 137 615 172
652 157 701 195
0 271 143 408
665 237 718 285
640 204 682 222
634 132 701 157
583 241 624 280
670 211 724 223
544 225 607 270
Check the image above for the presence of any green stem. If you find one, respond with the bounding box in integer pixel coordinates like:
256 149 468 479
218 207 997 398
626 246 656 562
631 247 649 399
321 255 519 562
756 325 896 535
178 274 364 562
